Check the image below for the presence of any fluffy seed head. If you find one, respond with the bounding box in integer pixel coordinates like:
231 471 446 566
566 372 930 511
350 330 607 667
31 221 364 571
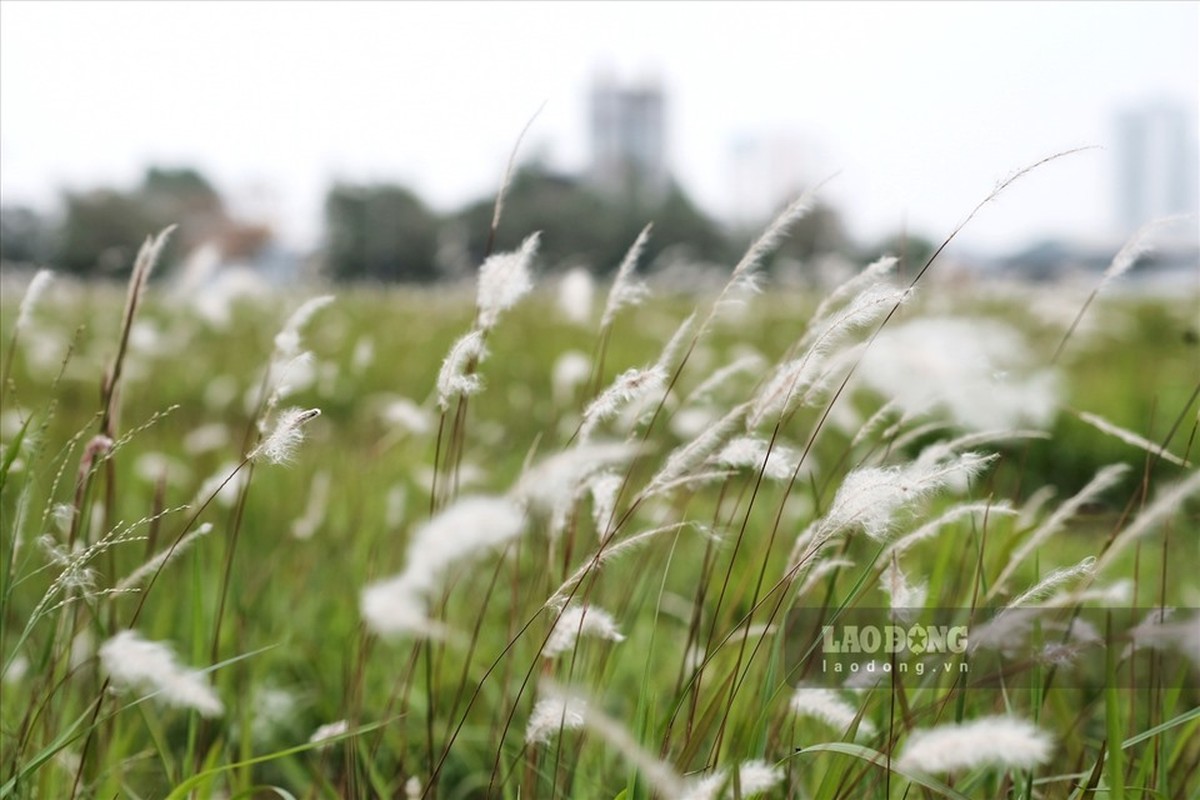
579 366 667 442
713 436 801 481
436 330 488 411
476 233 540 330
308 719 349 747
274 295 334 359
820 452 995 544
251 407 320 465
525 693 587 745
513 442 639 537
790 687 876 738
680 760 784 800
600 224 653 329
896 716 1054 773
557 266 595 325
99 630 223 717
856 317 1059 432
543 604 626 658
16 269 54 334
361 496 526 637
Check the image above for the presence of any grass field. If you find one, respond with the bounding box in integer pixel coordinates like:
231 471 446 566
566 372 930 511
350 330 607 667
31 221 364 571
1 218 1198 799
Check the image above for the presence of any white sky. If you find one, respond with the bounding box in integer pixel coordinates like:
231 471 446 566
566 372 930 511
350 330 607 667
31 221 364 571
1 1 1196 254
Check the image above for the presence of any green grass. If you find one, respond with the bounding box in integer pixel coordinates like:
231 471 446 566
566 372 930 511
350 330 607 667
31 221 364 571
1 258 1198 799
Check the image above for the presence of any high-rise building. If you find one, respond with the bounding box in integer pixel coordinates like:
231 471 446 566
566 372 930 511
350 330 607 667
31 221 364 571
588 74 667 202
1114 101 1197 234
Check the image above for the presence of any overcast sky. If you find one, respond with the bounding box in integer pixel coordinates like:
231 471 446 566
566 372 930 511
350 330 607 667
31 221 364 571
1 1 1196 254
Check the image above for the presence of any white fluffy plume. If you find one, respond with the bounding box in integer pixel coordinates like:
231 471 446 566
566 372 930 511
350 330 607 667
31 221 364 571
361 495 526 637
600 224 652 329
543 604 625 658
525 691 587 745
476 233 540 331
896 716 1054 773
436 330 489 411
99 630 223 717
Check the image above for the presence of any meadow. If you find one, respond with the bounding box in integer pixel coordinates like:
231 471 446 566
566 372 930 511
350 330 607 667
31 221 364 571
1 203 1198 799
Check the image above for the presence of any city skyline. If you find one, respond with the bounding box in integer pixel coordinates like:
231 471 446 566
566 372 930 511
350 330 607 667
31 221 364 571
1 1 1196 255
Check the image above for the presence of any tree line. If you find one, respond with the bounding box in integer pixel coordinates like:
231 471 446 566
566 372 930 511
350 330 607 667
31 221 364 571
1 164 929 283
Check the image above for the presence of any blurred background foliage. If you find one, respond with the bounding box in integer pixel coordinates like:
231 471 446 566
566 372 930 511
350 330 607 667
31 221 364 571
0 162 870 285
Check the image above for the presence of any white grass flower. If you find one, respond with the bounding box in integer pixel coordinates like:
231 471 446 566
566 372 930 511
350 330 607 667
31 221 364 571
99 631 223 717
1008 556 1097 607
545 522 701 610
552 350 592 404
557 266 595 325
513 442 639 537
476 232 540 331
120 226 175 327
1100 215 1187 289
291 471 330 540
788 452 994 583
361 577 436 638
1016 485 1058 529
351 336 375 373
684 353 764 407
308 719 349 747
588 472 623 533
116 523 213 592
991 463 1129 598
193 461 247 509
804 255 898 341
181 422 230 453
1123 610 1200 667
274 295 334 360
824 453 995 543
246 685 298 745
380 397 433 435
540 681 685 796
1075 410 1191 467
855 317 1060 432
436 330 488 411
361 496 526 637
879 558 926 613
713 436 801 481
525 692 587 745
748 283 909 428
1096 469 1200 574
649 403 748 495
669 407 719 439
885 502 1015 559
896 716 1054 773
544 604 626 658
654 311 697 375
133 452 191 486
724 190 815 300
385 484 407 529
250 407 320 465
579 366 666 442
680 760 784 800
600 224 652 329
2 654 29 685
790 687 875 738
15 269 54 335
392 494 527 582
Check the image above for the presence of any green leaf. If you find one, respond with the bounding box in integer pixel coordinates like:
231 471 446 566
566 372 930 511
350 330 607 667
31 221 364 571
164 720 391 800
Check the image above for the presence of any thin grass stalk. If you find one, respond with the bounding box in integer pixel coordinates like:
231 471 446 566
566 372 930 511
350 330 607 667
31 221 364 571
686 157 1094 759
